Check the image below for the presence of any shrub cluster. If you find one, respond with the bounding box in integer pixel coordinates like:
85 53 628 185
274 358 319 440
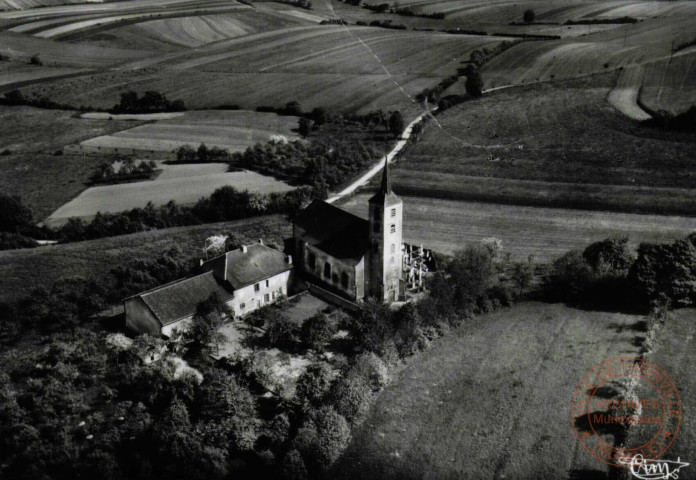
90 159 157 184
174 143 232 163
545 234 696 310
111 90 185 114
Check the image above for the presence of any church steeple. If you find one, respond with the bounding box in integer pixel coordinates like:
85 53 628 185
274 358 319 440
367 156 403 302
380 156 391 194
369 157 400 206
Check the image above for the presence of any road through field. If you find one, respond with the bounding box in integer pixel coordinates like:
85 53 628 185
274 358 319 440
326 107 434 203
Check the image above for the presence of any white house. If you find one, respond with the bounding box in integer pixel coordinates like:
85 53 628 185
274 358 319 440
124 242 293 337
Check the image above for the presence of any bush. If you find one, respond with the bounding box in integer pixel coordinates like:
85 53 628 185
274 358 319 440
264 315 301 351
523 9 535 23
582 236 633 276
329 372 373 426
295 362 334 411
300 314 337 351
0 195 33 233
352 352 389 389
545 250 592 303
29 54 42 66
465 69 484 97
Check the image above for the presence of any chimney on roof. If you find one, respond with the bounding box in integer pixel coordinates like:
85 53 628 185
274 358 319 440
258 239 264 245
242 245 248 253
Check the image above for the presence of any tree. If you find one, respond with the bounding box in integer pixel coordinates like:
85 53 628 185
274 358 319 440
29 54 42 66
300 313 337 351
298 117 313 137
523 9 535 23
546 250 592 302
511 262 534 295
448 244 494 310
465 69 484 97
330 372 373 425
583 236 634 276
186 293 228 353
295 362 333 410
388 111 405 137
311 107 327 125
285 101 303 116
0 195 33 233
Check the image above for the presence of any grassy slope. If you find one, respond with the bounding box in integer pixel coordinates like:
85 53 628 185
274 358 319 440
18 26 508 117
333 302 647 479
0 214 292 304
400 74 696 215
640 50 696 115
624 308 696 463
0 105 146 220
337 192 696 262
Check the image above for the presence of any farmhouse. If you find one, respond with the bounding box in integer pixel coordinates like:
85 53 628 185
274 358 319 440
124 242 293 336
293 158 404 303
125 159 414 336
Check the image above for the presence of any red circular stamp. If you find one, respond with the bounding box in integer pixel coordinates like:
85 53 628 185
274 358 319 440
571 357 681 467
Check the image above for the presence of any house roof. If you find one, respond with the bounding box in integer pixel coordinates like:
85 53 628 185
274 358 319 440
294 200 369 265
201 243 292 290
138 271 232 326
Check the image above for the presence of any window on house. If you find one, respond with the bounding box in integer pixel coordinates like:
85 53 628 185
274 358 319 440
391 208 396 217
390 224 396 233
264 293 270 302
308 252 316 269
324 262 331 278
341 272 349 288
254 283 260 292
265 279 269 288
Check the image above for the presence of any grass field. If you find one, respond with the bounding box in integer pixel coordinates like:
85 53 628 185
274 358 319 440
0 214 292 304
80 109 301 154
624 308 696 466
338 193 696 262
407 74 696 214
481 17 696 89
333 302 652 479
19 26 510 116
0 104 146 220
640 49 696 115
44 168 294 226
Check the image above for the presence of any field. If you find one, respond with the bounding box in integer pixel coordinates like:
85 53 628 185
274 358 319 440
404 74 696 215
338 193 696 262
0 104 147 220
640 48 696 115
0 214 292 304
624 308 696 465
333 302 661 479
44 166 294 226
79 109 301 154
17 26 511 116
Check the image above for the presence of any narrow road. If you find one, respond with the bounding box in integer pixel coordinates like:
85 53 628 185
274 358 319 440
326 108 435 204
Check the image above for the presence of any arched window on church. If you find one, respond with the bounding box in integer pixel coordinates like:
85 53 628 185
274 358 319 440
324 262 331 279
341 272 349 288
390 224 396 233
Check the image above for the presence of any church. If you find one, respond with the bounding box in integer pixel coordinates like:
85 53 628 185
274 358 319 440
292 158 404 303
124 158 405 336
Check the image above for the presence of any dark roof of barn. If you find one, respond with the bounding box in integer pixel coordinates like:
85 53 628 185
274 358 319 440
294 200 369 265
138 272 231 326
201 243 292 290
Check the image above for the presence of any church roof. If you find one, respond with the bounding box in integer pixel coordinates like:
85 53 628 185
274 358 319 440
369 157 401 206
137 272 232 326
294 200 369 265
201 243 292 290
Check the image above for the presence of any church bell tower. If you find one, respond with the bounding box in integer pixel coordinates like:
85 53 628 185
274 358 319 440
367 157 403 303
